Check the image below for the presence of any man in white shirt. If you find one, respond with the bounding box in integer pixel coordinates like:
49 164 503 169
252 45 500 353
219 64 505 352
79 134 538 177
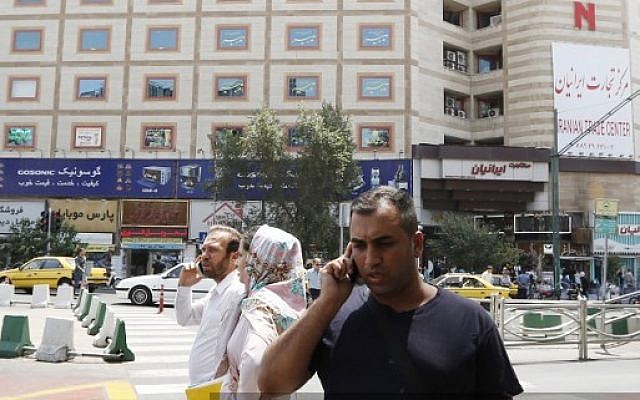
306 258 322 302
175 225 247 387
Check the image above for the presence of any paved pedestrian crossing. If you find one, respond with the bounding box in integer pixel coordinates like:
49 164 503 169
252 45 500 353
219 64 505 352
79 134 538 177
109 306 196 400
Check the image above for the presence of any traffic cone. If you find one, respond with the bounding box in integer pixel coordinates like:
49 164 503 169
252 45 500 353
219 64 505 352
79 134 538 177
157 284 164 314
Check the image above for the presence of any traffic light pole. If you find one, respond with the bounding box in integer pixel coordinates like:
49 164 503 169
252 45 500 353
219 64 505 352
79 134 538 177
46 206 52 255
551 88 640 296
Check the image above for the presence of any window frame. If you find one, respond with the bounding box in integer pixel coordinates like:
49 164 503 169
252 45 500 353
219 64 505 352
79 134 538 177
286 24 321 51
14 0 46 6
12 29 43 53
80 0 114 4
357 74 393 101
214 74 248 101
141 124 176 151
75 76 108 100
147 26 180 52
78 27 111 53
358 124 393 151
8 77 40 101
358 24 393 50
216 25 250 51
285 74 321 101
284 125 307 150
72 124 105 149
144 75 178 101
211 124 244 148
4 124 36 149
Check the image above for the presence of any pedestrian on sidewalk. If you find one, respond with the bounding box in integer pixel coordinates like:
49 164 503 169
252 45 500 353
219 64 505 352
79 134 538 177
223 224 307 395
74 247 86 293
175 225 247 387
306 258 322 303
259 186 522 398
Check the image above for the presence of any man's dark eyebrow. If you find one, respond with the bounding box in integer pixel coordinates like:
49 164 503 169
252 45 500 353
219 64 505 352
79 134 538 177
350 235 393 245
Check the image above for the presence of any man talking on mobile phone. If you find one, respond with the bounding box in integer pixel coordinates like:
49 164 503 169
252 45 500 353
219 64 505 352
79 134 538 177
259 186 522 398
175 225 246 387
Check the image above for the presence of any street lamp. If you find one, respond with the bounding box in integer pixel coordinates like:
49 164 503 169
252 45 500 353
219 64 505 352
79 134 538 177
54 148 66 158
101 149 112 158
550 88 640 296
124 146 136 158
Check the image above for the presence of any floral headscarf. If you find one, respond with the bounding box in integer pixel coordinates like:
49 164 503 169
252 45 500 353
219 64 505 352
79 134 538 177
241 225 307 334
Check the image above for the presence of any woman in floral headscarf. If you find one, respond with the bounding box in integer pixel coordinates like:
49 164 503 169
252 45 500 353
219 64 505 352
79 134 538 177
223 225 307 397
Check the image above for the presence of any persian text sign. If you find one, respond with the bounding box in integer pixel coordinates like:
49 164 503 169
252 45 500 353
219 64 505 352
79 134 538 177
49 199 117 233
552 43 634 158
0 201 44 234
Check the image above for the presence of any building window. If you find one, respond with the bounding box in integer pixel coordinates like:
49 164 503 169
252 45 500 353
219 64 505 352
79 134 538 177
148 27 179 51
444 92 467 118
76 77 107 100
12 29 43 52
359 25 392 49
142 125 174 150
286 126 307 148
216 26 249 50
476 48 502 73
287 25 320 50
287 75 319 100
73 125 104 149
9 77 39 100
79 28 110 52
358 75 392 100
359 125 391 149
4 125 35 148
145 77 176 100
15 0 45 5
212 126 243 148
215 76 246 99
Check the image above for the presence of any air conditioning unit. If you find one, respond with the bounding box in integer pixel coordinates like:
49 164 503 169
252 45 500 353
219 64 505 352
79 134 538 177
446 96 456 108
445 50 457 62
490 15 502 26
456 64 467 72
457 110 466 119
456 51 467 66
445 107 456 116
443 60 456 70
488 107 500 117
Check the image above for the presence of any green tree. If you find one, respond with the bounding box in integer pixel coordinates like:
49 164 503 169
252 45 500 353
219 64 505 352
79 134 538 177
212 103 360 259
427 213 522 273
0 218 80 267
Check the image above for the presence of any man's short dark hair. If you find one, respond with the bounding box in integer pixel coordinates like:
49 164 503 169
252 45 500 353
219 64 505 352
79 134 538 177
351 186 418 237
208 224 241 254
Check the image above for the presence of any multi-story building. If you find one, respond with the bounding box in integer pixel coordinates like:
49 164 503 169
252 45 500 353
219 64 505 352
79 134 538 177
1 0 639 282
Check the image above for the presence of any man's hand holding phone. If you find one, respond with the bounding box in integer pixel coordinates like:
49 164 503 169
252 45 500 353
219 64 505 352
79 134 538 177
318 243 358 308
178 256 204 287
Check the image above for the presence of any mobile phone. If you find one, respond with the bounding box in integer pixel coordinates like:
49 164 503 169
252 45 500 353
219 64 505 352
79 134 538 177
349 258 361 285
195 261 204 276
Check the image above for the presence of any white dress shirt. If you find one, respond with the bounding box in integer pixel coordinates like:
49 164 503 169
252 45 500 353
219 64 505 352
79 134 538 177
175 270 246 386
306 268 321 290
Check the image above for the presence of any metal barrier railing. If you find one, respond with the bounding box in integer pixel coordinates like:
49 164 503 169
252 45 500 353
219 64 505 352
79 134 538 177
487 295 640 360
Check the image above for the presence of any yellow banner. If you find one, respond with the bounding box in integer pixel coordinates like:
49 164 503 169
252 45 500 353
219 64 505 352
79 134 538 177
49 199 118 233
594 198 619 218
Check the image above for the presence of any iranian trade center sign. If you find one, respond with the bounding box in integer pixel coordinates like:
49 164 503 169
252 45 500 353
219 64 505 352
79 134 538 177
552 43 634 158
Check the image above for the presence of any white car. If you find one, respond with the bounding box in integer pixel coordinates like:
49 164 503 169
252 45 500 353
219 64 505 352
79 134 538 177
115 263 215 306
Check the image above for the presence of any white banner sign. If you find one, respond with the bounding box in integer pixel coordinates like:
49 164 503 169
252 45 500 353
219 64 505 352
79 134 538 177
552 43 634 158
0 201 45 234
441 159 548 181
189 200 262 239
618 225 640 236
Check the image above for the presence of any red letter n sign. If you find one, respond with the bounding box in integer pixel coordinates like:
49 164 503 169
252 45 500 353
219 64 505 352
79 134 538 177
574 1 596 31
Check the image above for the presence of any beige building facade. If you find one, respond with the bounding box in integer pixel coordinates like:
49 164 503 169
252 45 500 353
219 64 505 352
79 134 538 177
2 0 640 265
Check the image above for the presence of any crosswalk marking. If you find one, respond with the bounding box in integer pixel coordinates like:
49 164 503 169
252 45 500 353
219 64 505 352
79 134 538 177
109 305 193 400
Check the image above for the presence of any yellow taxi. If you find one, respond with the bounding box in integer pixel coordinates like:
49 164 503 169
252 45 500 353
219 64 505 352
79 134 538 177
431 273 511 299
0 256 108 292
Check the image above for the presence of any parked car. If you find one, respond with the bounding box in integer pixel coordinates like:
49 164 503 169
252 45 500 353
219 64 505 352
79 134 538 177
0 256 108 292
431 273 511 300
115 263 214 306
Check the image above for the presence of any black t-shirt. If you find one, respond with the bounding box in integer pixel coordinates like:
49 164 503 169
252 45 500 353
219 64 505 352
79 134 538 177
311 285 523 399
